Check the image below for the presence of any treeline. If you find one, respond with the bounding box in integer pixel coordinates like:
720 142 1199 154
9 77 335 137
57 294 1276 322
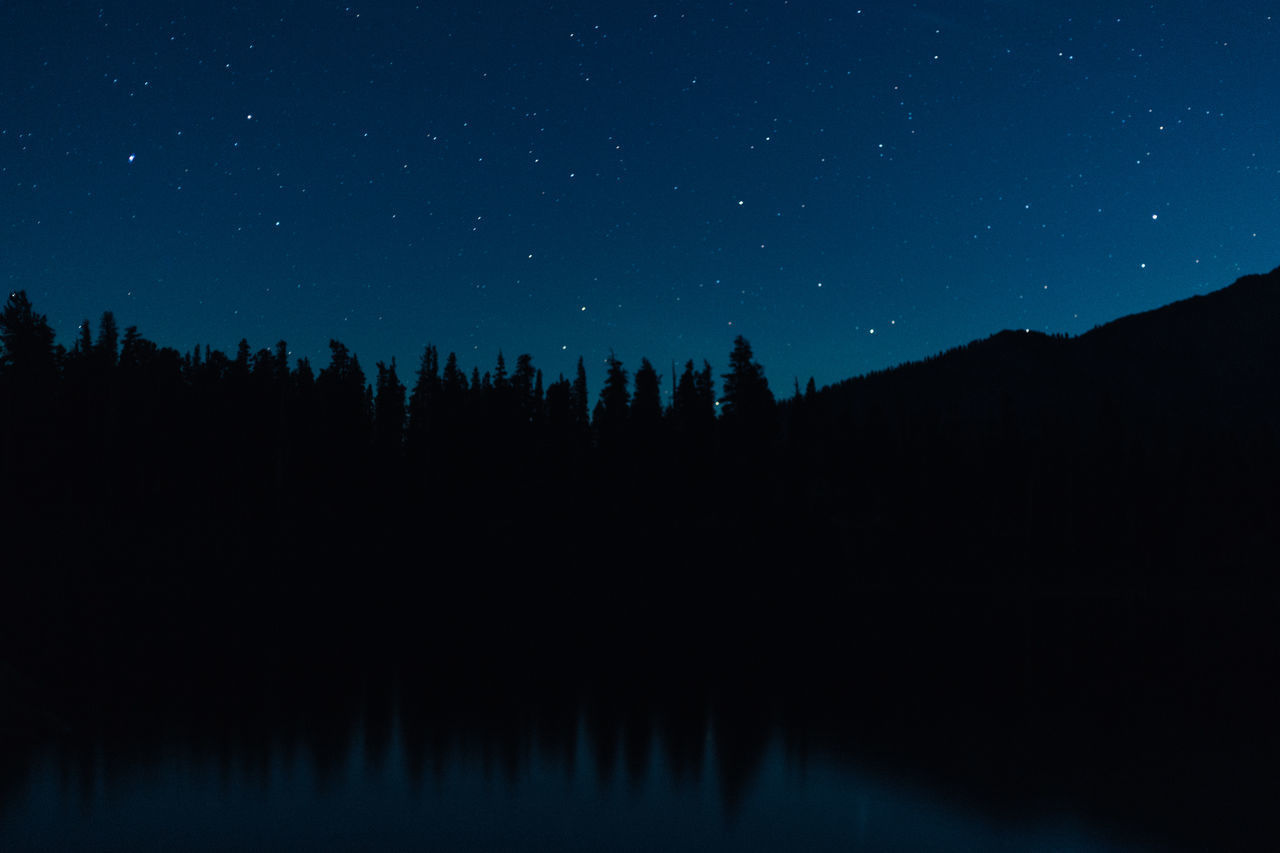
0 290 788 516
5 279 1279 584
0 290 808 681
3 276 1279 685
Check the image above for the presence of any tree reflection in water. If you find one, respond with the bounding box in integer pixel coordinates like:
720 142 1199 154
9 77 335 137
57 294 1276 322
2 669 1160 852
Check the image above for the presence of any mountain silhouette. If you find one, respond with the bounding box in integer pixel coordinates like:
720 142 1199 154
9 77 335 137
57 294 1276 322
816 264 1280 431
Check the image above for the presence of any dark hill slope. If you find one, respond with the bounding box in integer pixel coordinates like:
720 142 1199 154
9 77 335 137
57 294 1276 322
817 264 1280 433
787 266 1280 580
1074 266 1280 427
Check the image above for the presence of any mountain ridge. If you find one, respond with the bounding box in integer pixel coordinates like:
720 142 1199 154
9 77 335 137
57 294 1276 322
811 265 1280 431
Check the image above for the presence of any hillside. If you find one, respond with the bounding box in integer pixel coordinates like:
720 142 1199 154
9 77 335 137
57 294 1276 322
819 265 1280 429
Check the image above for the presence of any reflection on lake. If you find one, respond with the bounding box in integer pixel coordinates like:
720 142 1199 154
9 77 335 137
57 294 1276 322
4 689 1154 852
5 586 1273 851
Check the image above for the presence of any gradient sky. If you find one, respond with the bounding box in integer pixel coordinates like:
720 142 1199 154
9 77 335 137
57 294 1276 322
4 1 1278 393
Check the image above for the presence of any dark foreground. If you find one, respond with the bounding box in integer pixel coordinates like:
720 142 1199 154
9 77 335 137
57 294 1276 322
1 495 1276 851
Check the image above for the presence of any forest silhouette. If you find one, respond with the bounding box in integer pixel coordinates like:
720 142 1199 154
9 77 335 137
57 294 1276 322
3 268 1280 849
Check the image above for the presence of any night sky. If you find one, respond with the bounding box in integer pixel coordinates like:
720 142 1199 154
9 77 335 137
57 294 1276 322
4 2 1278 393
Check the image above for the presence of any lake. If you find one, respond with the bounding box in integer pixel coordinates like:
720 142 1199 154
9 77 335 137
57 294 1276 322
4 586 1273 851
2 679 1161 852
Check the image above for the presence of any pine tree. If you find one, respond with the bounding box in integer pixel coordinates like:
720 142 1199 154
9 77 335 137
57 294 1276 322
570 356 590 432
672 358 716 451
74 319 93 359
442 351 466 399
317 340 372 468
513 353 538 424
631 357 662 430
0 290 57 385
544 375 571 432
293 356 315 390
721 336 773 422
119 326 150 372
720 336 776 456
492 350 509 392
374 357 407 459
407 344 441 467
533 368 544 423
594 351 630 442
694 360 716 417
232 337 252 381
95 310 119 369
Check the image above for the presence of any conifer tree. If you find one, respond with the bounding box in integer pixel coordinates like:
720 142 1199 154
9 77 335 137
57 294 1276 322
533 368 544 422
631 357 662 430
673 358 716 450
544 375 571 432
570 356 590 432
442 351 466 400
694 360 716 418
120 326 156 374
674 361 696 417
721 336 773 422
231 338 252 382
513 353 538 424
374 357 407 459
407 344 440 466
0 290 57 387
96 310 119 369
492 350 509 392
594 351 630 441
74 319 93 359
293 356 315 390
317 340 371 465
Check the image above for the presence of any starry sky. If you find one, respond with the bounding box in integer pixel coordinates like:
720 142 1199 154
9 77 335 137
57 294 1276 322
4 2 1279 393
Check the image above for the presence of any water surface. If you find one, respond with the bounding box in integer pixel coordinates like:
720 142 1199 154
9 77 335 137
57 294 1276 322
4 695 1156 852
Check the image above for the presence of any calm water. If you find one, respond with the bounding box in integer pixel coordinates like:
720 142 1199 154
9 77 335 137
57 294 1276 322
3 703 1155 852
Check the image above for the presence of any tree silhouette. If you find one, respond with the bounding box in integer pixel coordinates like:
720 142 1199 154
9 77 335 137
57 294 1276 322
442 351 467 402
316 340 371 484
0 291 61 488
594 351 630 446
671 359 717 455
695 360 715 416
512 353 539 426
720 336 775 452
0 291 57 385
492 350 509 393
673 361 699 420
406 344 441 474
721 336 773 421
544 374 572 434
73 318 93 360
374 357 407 463
95 310 119 370
631 357 662 432
570 356 591 440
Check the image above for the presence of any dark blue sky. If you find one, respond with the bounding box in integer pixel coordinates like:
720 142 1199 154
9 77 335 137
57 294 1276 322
4 1 1278 392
